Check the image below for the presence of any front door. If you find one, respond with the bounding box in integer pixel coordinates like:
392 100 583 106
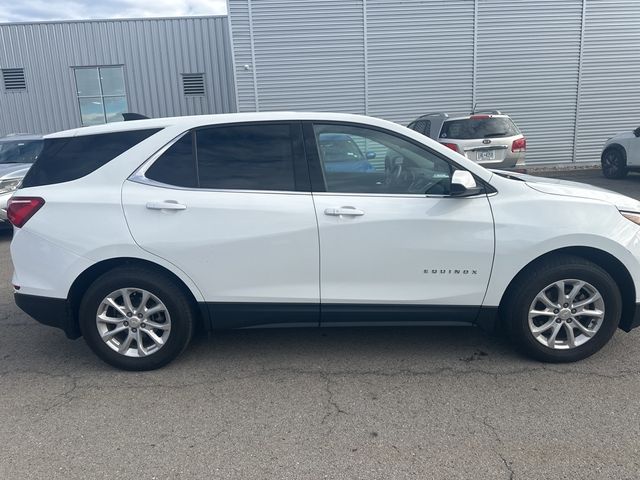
305 122 495 325
122 122 320 327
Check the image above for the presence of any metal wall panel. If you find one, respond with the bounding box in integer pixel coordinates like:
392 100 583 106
575 0 640 163
366 0 475 124
0 16 237 135
227 0 257 112
476 0 583 163
231 0 366 113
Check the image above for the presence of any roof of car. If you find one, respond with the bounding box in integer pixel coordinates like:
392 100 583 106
45 112 396 139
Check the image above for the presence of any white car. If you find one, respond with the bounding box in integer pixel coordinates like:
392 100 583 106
8 112 640 370
601 127 640 178
0 134 43 226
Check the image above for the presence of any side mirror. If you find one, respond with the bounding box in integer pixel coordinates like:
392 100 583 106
634 127 640 138
450 170 483 197
366 151 376 160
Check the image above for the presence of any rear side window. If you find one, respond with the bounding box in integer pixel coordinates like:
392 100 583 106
409 119 431 136
145 123 297 191
196 124 295 191
22 129 160 188
146 133 197 188
440 117 519 140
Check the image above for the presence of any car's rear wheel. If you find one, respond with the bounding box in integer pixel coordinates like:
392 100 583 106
504 255 621 362
601 147 628 179
79 266 195 370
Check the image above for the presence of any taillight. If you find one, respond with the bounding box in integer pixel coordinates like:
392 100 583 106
441 142 460 153
470 115 491 120
7 197 45 228
512 137 526 152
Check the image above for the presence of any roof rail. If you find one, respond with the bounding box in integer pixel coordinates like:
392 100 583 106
471 110 502 115
417 112 449 119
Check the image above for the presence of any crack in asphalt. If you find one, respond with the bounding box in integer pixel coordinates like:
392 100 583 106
479 415 515 480
41 377 78 414
320 372 349 425
465 410 516 480
0 363 637 386
1 363 638 420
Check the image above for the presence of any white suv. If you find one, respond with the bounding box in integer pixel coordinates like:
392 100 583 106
8 112 640 370
601 126 640 179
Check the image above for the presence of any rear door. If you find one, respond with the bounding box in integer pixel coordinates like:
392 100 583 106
122 122 320 328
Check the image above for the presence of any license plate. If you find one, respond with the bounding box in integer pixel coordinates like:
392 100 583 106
477 150 496 161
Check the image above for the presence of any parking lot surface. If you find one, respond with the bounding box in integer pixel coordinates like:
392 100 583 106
2 169 640 479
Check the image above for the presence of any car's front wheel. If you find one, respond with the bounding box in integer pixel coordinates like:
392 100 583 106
79 266 195 370
601 147 628 179
504 255 621 362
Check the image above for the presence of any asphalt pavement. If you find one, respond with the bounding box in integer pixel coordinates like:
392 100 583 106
2 168 640 479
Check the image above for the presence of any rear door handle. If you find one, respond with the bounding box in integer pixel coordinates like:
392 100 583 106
324 206 365 217
146 201 187 211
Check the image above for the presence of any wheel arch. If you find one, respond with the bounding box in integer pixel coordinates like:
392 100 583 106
498 246 636 331
67 257 210 338
602 143 627 160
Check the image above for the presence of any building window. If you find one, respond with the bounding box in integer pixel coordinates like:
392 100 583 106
74 66 128 126
2 68 26 91
182 73 205 96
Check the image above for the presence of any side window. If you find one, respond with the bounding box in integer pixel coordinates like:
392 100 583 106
22 129 160 188
146 133 197 188
196 124 296 191
411 120 431 136
313 124 454 195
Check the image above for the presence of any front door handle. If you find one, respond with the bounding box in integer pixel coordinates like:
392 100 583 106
146 201 187 211
324 206 365 217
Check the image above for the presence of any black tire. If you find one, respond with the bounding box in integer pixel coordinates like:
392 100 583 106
601 147 628 179
503 254 621 363
79 266 195 371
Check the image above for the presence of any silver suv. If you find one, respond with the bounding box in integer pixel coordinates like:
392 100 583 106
408 111 526 170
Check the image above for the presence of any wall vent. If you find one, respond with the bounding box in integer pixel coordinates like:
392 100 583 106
182 73 205 96
2 68 26 90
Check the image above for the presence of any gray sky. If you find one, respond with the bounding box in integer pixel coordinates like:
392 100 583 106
0 0 228 23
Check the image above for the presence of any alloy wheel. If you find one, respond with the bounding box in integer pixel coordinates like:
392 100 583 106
528 279 605 350
602 150 620 176
96 288 172 357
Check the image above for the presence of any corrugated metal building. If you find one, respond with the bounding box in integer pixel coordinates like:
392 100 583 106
0 16 236 136
228 0 640 164
1 2 639 164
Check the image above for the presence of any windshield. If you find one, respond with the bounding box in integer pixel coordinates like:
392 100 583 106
440 117 520 140
0 139 43 164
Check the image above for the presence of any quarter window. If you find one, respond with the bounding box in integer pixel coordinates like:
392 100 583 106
74 66 128 126
313 124 454 196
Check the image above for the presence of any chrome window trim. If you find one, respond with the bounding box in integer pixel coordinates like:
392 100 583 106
128 175 310 196
311 191 487 199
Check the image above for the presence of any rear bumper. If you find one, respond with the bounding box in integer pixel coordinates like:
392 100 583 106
14 292 81 339
619 303 640 332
